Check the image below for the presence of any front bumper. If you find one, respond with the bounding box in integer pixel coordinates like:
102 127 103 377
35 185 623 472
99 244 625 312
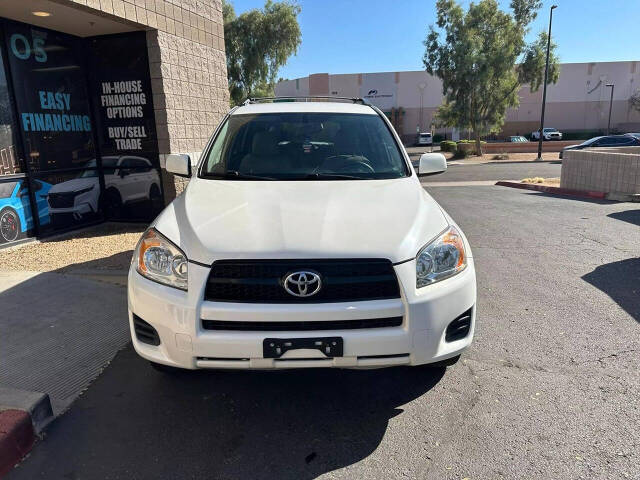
127 258 476 369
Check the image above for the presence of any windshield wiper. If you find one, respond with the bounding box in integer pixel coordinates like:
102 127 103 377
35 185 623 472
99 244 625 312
301 173 363 180
202 171 277 180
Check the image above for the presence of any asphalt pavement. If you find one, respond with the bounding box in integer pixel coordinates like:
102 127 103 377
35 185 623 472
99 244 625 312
7 169 640 479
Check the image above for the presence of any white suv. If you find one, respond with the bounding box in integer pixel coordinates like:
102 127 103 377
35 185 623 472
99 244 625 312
128 98 476 371
47 156 161 222
531 127 563 141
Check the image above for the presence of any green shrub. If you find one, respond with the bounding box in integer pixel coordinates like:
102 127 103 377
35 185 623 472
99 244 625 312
453 148 469 159
433 134 444 143
440 140 457 152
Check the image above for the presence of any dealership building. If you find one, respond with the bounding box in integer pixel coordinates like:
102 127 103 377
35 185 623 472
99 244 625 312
0 0 228 246
275 62 640 142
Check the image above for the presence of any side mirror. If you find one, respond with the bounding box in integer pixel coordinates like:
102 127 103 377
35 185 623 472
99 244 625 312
418 153 447 176
165 154 191 178
119 169 130 178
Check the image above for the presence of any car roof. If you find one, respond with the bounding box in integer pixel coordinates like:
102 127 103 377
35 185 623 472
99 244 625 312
232 102 377 116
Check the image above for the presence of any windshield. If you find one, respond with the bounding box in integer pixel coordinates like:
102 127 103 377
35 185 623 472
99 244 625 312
0 182 18 198
200 112 409 180
581 137 602 146
543 128 557 132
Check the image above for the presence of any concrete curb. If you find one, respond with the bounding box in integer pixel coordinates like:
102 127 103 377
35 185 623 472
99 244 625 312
0 387 54 475
495 181 612 200
0 410 34 477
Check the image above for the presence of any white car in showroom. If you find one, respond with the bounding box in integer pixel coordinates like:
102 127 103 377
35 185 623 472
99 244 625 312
530 127 563 141
47 156 161 222
128 98 476 372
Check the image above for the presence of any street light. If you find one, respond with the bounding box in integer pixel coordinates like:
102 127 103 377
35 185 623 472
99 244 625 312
536 4 557 161
418 82 427 133
606 83 614 135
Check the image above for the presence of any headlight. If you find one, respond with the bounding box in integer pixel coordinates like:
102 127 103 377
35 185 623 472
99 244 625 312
74 185 95 194
416 226 467 288
134 228 188 290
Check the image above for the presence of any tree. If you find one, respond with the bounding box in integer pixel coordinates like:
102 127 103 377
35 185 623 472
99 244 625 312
423 0 559 155
223 0 302 106
630 89 640 113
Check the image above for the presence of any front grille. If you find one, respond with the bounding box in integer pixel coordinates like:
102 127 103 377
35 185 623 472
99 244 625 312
202 316 403 331
204 259 401 303
47 192 76 208
445 308 473 342
133 314 161 346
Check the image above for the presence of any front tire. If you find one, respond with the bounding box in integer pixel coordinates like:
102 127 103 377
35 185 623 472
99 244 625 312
0 208 22 243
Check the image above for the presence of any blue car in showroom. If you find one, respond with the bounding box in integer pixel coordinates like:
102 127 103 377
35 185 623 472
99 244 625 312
0 179 51 243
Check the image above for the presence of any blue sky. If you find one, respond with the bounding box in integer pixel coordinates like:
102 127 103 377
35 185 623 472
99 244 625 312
229 0 640 80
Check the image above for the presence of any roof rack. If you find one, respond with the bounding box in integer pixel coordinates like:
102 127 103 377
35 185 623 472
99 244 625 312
243 96 368 106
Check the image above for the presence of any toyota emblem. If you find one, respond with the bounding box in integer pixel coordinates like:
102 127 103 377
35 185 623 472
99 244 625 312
283 271 322 297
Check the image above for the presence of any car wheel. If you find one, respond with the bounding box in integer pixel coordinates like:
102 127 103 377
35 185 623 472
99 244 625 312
0 208 22 243
101 188 122 219
149 361 182 374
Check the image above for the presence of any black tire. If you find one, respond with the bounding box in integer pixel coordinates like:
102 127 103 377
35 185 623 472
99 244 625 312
101 188 122 219
149 361 182 374
0 208 22 243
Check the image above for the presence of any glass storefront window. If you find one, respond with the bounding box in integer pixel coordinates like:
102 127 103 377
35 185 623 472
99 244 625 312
0 20 162 244
0 33 22 176
4 22 95 174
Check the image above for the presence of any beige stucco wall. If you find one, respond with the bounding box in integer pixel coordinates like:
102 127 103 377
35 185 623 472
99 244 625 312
59 0 229 197
561 147 640 194
277 61 640 141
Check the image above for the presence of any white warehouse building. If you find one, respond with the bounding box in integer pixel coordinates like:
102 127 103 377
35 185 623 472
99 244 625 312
275 62 640 142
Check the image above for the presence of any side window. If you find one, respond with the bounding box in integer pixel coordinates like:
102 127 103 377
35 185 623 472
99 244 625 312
119 158 135 169
132 159 151 172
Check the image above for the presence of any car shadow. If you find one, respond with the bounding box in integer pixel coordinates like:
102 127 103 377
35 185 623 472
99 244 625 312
10 345 446 480
607 210 640 227
582 257 640 323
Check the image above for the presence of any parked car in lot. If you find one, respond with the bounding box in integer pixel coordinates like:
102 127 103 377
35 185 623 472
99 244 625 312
531 127 563 141
128 98 477 372
509 136 528 142
0 179 51 243
415 132 433 146
559 134 640 158
47 156 161 223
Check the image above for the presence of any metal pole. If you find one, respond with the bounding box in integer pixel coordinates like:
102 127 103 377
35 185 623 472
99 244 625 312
606 84 614 135
536 5 557 161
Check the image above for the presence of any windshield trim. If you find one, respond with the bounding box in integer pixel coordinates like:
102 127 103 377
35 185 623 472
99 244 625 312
196 108 412 181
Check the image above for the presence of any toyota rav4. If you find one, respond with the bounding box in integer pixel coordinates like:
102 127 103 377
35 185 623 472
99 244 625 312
128 98 476 371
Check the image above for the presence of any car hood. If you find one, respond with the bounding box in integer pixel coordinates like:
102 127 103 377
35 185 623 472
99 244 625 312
47 177 98 194
154 176 449 264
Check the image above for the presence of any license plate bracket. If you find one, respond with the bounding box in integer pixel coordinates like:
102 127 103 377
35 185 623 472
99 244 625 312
263 337 343 359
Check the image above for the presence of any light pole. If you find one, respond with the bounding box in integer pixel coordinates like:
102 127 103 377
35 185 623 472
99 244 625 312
606 83 614 135
536 4 557 161
418 82 426 133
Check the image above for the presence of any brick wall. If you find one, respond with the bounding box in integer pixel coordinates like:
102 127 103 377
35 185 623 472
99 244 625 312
60 0 230 199
561 147 640 194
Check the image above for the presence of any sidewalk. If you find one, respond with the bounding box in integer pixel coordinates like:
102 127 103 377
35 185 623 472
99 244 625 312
0 223 140 417
0 271 129 414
